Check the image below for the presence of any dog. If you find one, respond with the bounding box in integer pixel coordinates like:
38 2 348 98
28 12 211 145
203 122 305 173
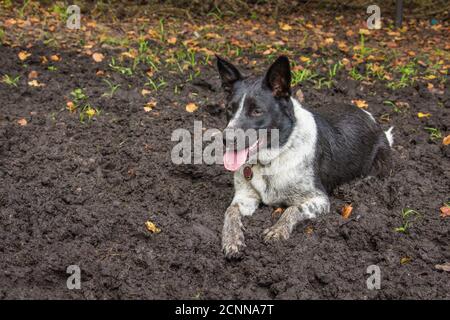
216 55 393 259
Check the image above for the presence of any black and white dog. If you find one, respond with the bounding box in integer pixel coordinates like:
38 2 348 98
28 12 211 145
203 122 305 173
216 55 393 259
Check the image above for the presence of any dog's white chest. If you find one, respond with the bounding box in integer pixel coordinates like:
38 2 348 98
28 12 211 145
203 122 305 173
247 161 315 206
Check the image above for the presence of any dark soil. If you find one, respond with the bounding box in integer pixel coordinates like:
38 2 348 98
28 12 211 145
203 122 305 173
0 44 449 299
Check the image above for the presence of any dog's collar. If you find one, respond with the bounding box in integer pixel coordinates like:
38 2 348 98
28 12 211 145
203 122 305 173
243 165 253 180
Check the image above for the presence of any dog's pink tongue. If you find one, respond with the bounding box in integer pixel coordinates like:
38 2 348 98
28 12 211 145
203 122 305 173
223 148 248 171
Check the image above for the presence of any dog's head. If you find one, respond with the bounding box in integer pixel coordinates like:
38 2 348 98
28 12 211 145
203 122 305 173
216 55 296 171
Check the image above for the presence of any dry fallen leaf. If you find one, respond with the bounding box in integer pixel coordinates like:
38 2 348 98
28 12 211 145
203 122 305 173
121 51 137 59
145 220 161 234
144 100 157 112
417 112 431 118
443 135 450 146
305 225 314 235
66 101 76 112
141 89 151 96
359 28 371 35
435 262 450 272
323 38 334 45
167 37 177 44
440 206 450 218
300 56 310 63
341 203 353 219
17 118 27 126
185 103 198 113
50 55 60 62
352 99 368 109
18 51 31 61
279 23 293 31
400 257 412 265
28 70 38 79
28 80 44 87
92 52 105 63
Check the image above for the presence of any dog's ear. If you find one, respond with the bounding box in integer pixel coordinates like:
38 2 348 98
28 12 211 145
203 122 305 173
216 55 242 93
263 56 291 98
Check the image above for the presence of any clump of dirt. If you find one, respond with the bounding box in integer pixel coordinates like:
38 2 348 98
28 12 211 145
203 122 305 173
0 44 449 299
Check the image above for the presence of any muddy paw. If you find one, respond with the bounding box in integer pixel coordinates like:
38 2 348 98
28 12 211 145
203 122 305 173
222 230 245 260
263 224 290 243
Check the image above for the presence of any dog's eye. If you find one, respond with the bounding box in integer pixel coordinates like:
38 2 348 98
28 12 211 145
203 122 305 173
250 108 264 117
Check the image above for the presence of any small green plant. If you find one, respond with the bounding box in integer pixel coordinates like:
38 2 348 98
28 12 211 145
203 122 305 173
71 88 87 102
424 127 442 140
51 3 69 21
0 28 5 43
138 38 149 55
158 18 166 42
2 74 20 86
102 79 120 98
145 77 167 91
349 67 365 81
109 57 133 76
395 208 421 233
292 68 316 85
355 34 373 57
383 100 402 113
387 62 417 89
47 66 58 71
18 0 31 18
207 6 225 20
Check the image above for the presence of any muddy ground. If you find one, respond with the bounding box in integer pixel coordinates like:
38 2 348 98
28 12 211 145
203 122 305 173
0 43 449 299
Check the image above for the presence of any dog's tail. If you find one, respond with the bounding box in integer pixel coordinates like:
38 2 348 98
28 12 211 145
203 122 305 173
384 127 394 147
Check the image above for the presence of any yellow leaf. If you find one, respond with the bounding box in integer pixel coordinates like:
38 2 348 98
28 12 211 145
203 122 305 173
121 51 137 59
417 112 431 118
443 135 450 146
141 89 151 96
167 37 177 44
300 56 310 63
400 257 411 265
145 220 161 234
17 118 27 126
186 103 198 113
359 29 370 35
205 32 220 39
279 23 293 31
28 80 44 87
352 99 368 109
85 107 96 118
18 51 31 61
341 203 353 219
92 52 105 63
50 55 60 61
424 74 436 80
144 100 157 112
337 41 349 52
324 38 334 45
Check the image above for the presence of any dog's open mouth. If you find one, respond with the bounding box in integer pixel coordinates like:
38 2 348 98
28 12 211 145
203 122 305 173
223 140 259 171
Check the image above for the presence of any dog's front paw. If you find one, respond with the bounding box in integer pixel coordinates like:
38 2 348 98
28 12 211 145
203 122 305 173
263 223 290 243
222 228 245 260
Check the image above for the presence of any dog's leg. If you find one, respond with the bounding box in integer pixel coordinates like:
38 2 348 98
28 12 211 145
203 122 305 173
222 177 259 259
263 194 329 242
222 204 246 259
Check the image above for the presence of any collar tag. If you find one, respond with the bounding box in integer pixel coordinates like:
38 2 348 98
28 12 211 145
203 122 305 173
243 166 253 180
